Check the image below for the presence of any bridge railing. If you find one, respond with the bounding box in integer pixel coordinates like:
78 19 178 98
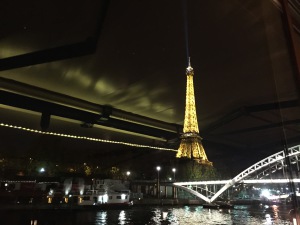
175 145 300 203
233 145 300 183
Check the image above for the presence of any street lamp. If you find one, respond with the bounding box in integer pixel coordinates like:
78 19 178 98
126 171 131 180
172 168 176 181
156 166 161 198
172 168 177 199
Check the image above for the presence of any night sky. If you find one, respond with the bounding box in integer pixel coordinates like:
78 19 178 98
0 0 299 177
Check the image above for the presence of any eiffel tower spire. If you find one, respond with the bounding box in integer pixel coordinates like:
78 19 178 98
176 58 212 166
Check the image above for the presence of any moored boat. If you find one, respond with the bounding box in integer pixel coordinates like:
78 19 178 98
203 203 220 209
77 190 133 209
46 178 133 209
203 201 234 209
217 201 234 209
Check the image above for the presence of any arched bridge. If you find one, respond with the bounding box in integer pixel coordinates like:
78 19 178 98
174 144 300 203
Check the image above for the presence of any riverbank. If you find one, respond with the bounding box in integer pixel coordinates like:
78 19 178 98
0 198 267 211
133 198 265 206
133 198 203 206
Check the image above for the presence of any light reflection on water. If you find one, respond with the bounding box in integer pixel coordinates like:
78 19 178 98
1 204 292 225
118 210 126 225
92 205 291 225
95 211 107 225
145 205 290 225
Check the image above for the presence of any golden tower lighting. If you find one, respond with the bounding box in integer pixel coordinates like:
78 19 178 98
176 58 212 166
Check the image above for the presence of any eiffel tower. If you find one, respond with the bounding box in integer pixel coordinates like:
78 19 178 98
176 58 212 166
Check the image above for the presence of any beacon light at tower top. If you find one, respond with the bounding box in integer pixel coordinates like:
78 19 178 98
176 58 212 166
186 57 193 74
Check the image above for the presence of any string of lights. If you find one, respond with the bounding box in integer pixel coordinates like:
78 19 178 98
0 123 177 152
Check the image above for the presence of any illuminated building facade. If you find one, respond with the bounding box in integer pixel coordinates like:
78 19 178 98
176 59 212 166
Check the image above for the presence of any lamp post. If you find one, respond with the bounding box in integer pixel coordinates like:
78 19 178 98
172 168 176 181
126 171 130 180
156 166 161 199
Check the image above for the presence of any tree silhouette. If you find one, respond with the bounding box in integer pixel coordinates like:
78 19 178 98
175 158 218 181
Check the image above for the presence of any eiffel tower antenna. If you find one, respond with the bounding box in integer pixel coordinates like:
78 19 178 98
176 58 212 166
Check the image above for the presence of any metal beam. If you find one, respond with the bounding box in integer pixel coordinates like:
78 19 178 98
0 39 97 71
1 77 181 133
216 119 300 135
1 90 180 141
203 100 299 133
281 0 300 100
0 0 110 71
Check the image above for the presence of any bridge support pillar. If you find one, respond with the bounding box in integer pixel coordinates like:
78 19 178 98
164 186 167 198
172 186 177 199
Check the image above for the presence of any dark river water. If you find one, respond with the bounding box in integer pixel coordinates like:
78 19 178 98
0 204 295 225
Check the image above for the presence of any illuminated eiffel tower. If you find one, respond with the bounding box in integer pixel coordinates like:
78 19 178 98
176 58 212 166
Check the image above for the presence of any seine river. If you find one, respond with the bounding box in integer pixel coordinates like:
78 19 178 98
1 204 294 225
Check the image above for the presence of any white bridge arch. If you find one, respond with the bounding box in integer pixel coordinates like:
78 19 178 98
173 144 300 203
